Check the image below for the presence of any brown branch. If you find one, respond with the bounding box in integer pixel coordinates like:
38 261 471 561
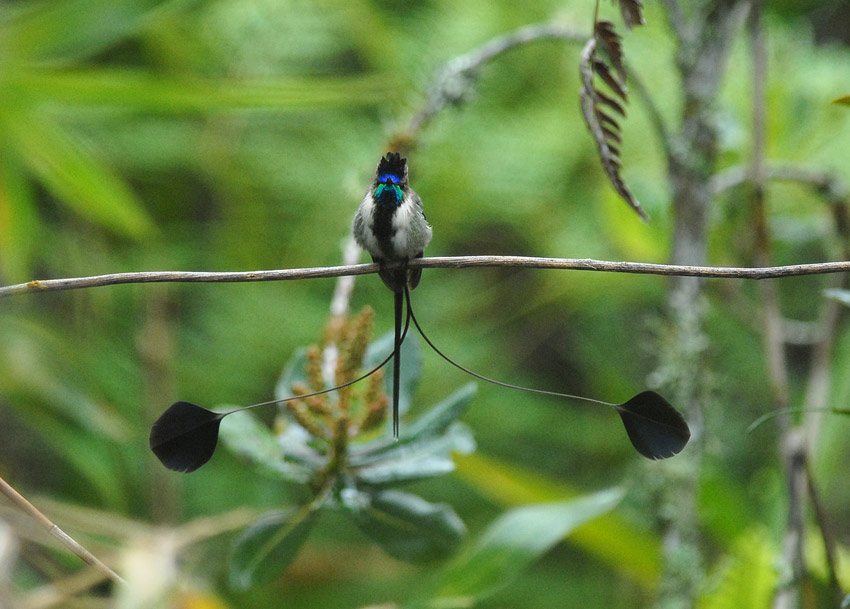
4 256 850 299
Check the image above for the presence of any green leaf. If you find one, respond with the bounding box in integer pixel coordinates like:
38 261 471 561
350 383 477 469
452 453 661 586
352 422 475 485
824 288 850 307
366 330 422 421
343 489 466 563
229 507 317 590
349 384 477 485
418 488 624 607
696 529 777 609
0 143 39 282
0 318 131 442
21 411 128 509
4 111 154 238
403 383 477 440
11 69 395 112
274 347 310 400
218 411 312 483
0 0 171 62
275 330 421 422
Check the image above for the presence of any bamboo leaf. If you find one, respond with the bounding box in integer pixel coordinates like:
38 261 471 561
0 0 171 62
11 69 396 112
5 111 154 238
0 145 39 282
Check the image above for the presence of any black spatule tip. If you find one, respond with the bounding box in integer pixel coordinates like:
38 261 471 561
616 391 690 459
149 401 225 473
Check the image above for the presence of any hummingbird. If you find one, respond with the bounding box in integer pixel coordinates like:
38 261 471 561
148 157 689 474
352 152 432 438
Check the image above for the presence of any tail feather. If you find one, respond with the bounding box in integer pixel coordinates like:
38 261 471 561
393 289 403 439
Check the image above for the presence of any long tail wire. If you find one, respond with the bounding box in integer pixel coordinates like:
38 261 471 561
229 306 412 415
403 286 615 410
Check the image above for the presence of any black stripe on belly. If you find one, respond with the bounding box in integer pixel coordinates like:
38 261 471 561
373 200 398 259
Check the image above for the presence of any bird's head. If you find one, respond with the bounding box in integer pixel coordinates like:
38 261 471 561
375 152 408 187
372 152 409 206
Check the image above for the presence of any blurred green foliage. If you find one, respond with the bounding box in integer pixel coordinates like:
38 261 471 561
2 0 850 607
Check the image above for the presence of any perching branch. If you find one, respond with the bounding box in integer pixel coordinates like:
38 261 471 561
4 256 850 299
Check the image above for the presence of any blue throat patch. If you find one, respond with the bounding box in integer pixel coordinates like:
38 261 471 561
375 182 403 207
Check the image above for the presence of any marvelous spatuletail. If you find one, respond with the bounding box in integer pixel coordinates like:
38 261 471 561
352 152 433 439
149 152 690 473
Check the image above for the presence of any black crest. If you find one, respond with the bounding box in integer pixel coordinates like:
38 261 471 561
376 152 407 181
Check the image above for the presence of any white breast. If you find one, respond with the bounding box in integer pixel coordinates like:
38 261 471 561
352 192 432 260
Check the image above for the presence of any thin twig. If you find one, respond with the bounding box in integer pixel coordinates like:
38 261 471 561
796 147 850 609
628 67 673 161
323 238 363 393
23 566 112 609
774 429 808 609
329 237 362 318
4 257 850 299
805 458 844 603
0 476 124 585
711 163 849 203
748 0 790 422
660 0 689 40
394 22 584 147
